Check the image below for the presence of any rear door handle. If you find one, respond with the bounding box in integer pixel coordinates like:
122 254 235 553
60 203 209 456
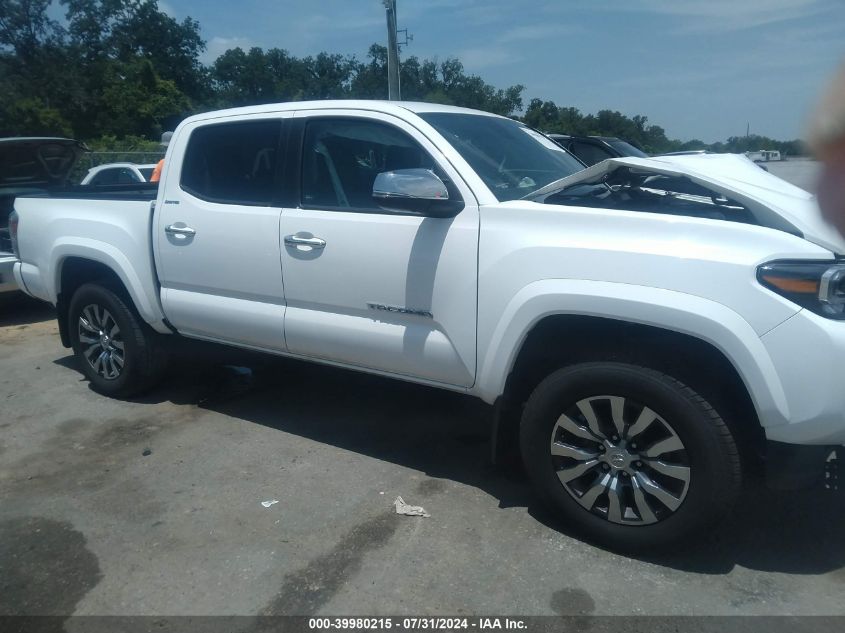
284 235 326 249
165 224 196 237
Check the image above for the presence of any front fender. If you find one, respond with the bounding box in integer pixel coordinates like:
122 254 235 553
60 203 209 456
475 279 793 428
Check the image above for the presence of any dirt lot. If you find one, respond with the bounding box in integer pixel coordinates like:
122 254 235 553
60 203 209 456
1 294 845 618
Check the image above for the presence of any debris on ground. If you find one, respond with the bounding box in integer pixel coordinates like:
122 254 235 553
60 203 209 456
142 448 152 456
261 499 279 508
394 496 430 517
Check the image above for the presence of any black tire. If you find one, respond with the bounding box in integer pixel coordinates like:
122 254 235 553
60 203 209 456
520 362 741 553
68 282 167 398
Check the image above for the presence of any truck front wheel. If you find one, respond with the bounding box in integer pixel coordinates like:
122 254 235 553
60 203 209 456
520 362 741 552
68 282 167 398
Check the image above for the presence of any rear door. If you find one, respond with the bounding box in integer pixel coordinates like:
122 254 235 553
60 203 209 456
279 110 479 386
155 114 290 350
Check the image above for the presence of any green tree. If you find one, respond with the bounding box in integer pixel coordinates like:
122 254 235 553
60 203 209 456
348 43 388 98
95 58 189 137
0 96 72 136
0 3 807 155
61 0 208 99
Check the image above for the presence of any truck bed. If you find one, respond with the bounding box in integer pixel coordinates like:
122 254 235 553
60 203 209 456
16 182 159 202
13 194 167 329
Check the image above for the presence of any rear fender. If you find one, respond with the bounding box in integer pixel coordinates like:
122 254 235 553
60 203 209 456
51 240 169 333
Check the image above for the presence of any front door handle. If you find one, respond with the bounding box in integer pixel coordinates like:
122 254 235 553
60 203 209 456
165 224 196 237
284 234 326 249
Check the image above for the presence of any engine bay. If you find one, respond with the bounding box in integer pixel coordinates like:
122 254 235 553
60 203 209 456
543 167 759 225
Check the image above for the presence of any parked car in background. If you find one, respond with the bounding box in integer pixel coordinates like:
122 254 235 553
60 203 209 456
746 149 782 163
547 133 649 166
1 137 88 295
11 101 845 552
552 134 774 173
81 162 157 185
662 149 709 156
662 149 769 171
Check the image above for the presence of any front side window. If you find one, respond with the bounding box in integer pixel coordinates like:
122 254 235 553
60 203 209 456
181 120 282 206
301 118 437 211
419 112 583 201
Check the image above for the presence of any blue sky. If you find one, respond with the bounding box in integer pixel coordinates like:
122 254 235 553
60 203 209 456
157 0 845 143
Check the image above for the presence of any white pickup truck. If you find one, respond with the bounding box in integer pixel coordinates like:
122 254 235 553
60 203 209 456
10 101 845 551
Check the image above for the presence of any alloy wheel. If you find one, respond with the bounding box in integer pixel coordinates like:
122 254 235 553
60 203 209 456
78 304 125 380
550 395 691 525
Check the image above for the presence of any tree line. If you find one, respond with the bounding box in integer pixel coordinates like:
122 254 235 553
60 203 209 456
523 100 805 156
0 0 804 155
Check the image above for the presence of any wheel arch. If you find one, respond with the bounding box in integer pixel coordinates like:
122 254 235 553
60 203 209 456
482 280 790 466
55 250 168 346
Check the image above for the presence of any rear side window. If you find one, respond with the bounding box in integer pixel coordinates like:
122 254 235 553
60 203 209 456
181 120 282 206
570 142 613 166
91 168 139 185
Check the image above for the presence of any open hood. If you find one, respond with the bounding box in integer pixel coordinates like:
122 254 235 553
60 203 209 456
528 153 845 255
0 137 89 189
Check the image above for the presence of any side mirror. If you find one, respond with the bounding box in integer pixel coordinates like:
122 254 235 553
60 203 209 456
372 168 461 217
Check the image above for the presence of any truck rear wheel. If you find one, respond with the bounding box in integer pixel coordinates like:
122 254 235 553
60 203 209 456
68 282 167 398
520 362 741 552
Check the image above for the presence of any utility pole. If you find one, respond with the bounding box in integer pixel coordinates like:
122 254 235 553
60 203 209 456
383 0 400 100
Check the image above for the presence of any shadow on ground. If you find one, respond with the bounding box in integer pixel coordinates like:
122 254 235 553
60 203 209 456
57 342 845 578
0 293 55 327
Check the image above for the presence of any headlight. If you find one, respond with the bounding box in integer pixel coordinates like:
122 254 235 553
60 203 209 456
758 261 845 319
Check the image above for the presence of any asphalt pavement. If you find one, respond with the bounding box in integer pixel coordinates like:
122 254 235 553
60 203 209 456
765 158 821 192
1 294 844 618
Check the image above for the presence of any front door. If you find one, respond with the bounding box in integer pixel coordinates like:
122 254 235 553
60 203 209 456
279 111 479 386
155 114 290 350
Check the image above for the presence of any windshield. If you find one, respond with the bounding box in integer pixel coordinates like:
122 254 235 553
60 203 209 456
607 139 649 158
418 112 584 201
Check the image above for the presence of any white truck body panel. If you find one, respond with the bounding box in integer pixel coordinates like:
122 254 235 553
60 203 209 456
280 109 480 386
11 100 845 447
13 197 169 332
154 111 289 350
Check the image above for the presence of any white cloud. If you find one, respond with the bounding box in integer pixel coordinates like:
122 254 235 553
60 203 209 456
202 36 256 64
256 11 384 55
623 0 834 31
297 13 384 32
446 23 570 73
500 23 569 43
456 46 520 71
157 1 176 18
